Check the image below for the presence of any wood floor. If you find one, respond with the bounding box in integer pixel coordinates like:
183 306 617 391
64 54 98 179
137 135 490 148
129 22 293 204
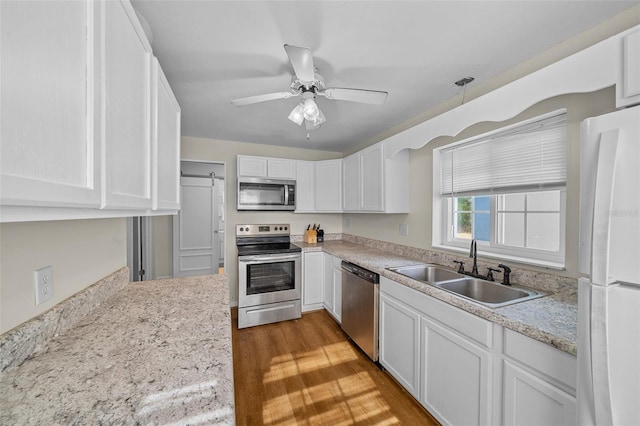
232 308 439 426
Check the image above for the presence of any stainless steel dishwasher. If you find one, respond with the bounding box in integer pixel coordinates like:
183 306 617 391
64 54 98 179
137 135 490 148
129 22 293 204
341 261 380 361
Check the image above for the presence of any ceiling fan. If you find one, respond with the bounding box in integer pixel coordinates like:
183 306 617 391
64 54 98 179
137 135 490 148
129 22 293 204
231 44 388 130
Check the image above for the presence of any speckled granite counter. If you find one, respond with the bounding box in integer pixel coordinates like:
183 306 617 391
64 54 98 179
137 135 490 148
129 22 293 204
296 239 578 355
0 275 235 425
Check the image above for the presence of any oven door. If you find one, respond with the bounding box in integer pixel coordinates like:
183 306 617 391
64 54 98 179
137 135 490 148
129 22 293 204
238 252 301 307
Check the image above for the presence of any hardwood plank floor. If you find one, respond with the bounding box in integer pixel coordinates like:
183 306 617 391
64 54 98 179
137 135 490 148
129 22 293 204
232 308 439 425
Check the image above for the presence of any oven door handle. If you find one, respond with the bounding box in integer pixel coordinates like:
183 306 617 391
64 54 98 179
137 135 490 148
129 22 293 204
239 254 301 263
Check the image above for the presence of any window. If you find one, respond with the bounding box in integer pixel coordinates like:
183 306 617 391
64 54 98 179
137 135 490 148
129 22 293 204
434 111 567 267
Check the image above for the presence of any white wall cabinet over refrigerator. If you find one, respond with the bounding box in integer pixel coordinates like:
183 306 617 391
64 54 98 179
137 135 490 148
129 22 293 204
342 143 409 213
616 28 640 108
0 0 181 223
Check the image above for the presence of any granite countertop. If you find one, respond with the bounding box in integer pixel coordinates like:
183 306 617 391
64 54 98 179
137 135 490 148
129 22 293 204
0 275 235 425
296 240 578 355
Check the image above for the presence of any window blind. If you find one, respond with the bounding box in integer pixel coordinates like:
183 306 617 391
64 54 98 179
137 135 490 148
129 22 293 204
440 113 567 196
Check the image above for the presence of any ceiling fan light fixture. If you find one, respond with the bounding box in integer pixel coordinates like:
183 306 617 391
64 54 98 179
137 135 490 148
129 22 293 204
309 108 326 126
288 103 304 126
302 98 320 120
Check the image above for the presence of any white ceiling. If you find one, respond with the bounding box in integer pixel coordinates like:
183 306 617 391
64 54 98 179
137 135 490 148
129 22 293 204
132 0 637 153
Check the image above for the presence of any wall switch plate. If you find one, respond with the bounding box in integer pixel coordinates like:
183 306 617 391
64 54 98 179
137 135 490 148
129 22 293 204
399 223 409 236
34 266 54 305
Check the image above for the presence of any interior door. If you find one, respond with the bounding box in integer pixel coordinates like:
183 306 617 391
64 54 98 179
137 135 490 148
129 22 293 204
173 175 218 277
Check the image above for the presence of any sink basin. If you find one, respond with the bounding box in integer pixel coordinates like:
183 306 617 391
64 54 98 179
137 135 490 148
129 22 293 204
388 264 466 284
436 278 545 308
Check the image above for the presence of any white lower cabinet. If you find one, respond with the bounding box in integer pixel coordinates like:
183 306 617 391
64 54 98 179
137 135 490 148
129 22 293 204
380 276 576 426
379 291 421 400
420 315 492 426
302 251 324 312
502 361 576 425
501 328 577 425
322 253 342 323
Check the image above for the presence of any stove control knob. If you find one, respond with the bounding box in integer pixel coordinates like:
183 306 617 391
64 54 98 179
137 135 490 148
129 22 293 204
239 227 244 232
284 226 288 230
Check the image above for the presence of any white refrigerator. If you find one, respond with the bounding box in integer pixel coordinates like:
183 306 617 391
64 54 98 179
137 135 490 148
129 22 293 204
577 105 640 425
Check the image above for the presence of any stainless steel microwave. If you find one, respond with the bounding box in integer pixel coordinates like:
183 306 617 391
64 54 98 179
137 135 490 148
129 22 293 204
237 177 296 211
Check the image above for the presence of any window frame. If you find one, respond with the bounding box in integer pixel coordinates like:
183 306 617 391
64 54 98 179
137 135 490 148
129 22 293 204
440 191 566 267
432 111 568 269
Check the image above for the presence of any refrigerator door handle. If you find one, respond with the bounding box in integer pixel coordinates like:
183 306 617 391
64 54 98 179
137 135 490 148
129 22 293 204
591 129 619 286
590 285 614 425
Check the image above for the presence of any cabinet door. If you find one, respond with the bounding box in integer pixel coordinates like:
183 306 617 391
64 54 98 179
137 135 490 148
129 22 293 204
379 292 421 400
268 158 296 179
323 252 334 311
503 360 576 425
237 156 267 177
342 154 360 211
0 0 101 209
103 0 152 209
332 261 342 323
420 315 492 426
315 160 342 212
617 28 640 108
152 58 180 211
295 161 315 212
361 144 384 211
302 251 324 311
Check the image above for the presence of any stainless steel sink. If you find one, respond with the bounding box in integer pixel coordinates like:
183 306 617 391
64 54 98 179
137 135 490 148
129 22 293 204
388 264 466 284
436 278 545 308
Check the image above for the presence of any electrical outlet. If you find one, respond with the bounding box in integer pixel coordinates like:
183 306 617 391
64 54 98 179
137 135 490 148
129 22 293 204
345 218 352 228
34 266 54 305
399 223 409 236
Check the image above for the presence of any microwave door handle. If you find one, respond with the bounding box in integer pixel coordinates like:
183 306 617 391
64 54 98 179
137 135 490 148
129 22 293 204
284 184 289 206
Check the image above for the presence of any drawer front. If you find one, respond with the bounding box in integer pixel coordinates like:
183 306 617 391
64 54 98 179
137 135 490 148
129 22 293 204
503 328 576 391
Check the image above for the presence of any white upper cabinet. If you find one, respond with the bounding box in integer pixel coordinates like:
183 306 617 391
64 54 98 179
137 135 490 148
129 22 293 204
295 161 315 212
152 58 181 211
237 156 296 179
102 0 152 210
0 0 180 222
342 153 360 212
314 159 343 212
342 143 409 213
0 0 101 209
617 28 640 108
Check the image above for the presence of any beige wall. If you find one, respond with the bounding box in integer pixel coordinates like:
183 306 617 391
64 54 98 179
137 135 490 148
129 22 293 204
176 137 345 303
345 88 616 279
0 218 126 334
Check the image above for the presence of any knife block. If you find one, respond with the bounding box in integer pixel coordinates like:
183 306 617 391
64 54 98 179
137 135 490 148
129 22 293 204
303 230 317 243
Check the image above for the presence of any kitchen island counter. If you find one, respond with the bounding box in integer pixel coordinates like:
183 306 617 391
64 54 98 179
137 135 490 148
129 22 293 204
297 239 577 355
0 275 235 425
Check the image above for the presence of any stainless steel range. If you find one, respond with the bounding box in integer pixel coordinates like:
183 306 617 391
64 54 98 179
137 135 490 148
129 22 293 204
236 224 302 329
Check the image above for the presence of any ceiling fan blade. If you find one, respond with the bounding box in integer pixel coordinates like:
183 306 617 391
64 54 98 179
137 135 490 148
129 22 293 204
321 88 388 105
231 91 298 107
284 44 315 83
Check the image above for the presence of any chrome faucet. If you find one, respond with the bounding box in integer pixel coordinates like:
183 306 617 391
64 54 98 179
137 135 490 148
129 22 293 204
469 239 479 276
